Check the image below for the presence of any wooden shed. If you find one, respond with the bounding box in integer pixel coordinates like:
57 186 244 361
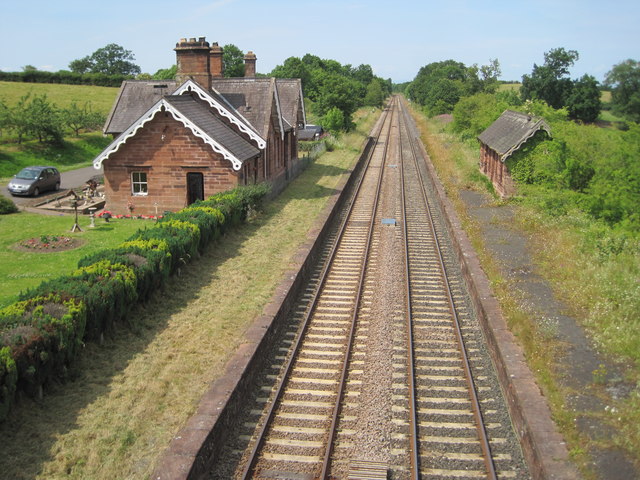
477 110 550 197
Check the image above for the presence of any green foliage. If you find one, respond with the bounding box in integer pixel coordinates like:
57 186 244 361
321 107 348 133
223 44 245 77
0 346 17 420
152 65 177 80
0 196 18 215
0 70 128 87
0 294 86 403
407 59 501 116
521 47 601 122
605 59 640 122
364 79 386 108
62 102 104 136
0 93 106 146
566 74 601 123
270 54 390 131
69 43 141 77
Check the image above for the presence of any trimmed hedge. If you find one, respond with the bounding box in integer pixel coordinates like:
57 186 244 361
0 184 270 421
0 70 131 87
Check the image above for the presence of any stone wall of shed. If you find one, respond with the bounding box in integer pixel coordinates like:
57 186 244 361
102 113 240 215
480 143 516 197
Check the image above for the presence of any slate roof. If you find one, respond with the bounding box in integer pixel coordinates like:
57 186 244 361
211 78 282 140
104 80 178 134
275 78 306 129
164 95 260 162
477 110 551 161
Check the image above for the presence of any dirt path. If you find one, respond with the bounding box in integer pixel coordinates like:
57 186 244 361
459 189 638 479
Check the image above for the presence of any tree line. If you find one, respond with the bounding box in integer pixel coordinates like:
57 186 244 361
2 43 392 136
406 48 640 233
407 47 640 124
0 94 104 145
270 54 391 132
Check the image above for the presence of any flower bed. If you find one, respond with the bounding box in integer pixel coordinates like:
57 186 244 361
16 235 82 252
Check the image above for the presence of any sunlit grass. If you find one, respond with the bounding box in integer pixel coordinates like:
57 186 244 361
0 106 381 479
0 81 119 114
0 212 148 307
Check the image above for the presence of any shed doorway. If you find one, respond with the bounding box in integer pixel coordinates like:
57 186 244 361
186 172 204 205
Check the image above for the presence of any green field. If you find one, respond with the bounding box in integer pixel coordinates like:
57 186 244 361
0 81 119 114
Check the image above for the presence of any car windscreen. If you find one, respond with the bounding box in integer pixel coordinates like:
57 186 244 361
16 169 39 180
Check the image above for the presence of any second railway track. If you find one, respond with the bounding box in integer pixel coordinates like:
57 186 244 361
207 97 531 479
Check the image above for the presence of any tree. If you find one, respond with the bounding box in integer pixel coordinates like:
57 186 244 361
62 102 105 136
152 65 177 80
521 48 579 109
407 59 485 115
321 106 347 133
364 79 386 108
223 44 245 77
69 43 141 76
565 74 601 123
605 59 640 122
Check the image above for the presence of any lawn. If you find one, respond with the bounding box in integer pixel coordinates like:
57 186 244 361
0 212 149 307
0 106 381 479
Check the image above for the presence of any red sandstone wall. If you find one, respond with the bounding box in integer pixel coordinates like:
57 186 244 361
102 113 240 215
479 144 515 197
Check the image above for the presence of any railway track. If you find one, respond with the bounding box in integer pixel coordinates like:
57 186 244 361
208 97 529 479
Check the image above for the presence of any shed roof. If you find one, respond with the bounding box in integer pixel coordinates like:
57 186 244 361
477 110 551 161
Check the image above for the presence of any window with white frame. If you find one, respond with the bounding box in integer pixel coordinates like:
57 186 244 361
131 172 148 195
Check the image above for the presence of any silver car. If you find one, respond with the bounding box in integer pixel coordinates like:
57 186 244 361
7 166 61 196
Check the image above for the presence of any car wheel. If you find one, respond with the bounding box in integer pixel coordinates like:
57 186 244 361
33 187 40 196
54 182 60 191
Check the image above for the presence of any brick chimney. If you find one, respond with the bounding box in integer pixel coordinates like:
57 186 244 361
209 42 224 78
175 37 211 90
244 51 257 78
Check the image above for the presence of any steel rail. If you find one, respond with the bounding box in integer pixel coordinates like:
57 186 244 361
320 97 396 479
399 98 498 480
397 94 421 480
240 101 394 480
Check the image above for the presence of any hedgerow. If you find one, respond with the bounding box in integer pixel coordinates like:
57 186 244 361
0 184 270 421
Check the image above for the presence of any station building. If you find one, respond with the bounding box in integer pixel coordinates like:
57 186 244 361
93 37 306 215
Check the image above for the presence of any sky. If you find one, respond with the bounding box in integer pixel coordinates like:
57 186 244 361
1 0 638 84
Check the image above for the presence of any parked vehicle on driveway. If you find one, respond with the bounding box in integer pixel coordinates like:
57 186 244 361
7 166 61 196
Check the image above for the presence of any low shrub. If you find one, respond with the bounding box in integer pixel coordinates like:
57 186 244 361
0 196 18 215
21 261 137 340
0 295 85 399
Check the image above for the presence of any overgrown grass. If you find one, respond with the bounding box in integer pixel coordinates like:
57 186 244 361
406 99 640 473
0 106 381 479
0 81 119 114
0 213 149 307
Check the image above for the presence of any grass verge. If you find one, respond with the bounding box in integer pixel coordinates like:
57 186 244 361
0 107 381 479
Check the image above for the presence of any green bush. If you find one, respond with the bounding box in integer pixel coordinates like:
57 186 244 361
133 220 200 273
0 346 17 420
0 196 18 215
0 295 85 399
22 261 137 340
77 239 171 303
